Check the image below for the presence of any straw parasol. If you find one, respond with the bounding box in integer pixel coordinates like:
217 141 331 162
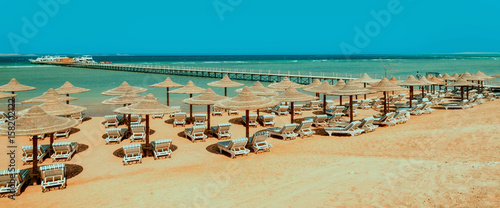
0 78 36 111
370 78 408 114
353 73 380 99
492 74 500 78
451 73 460 79
18 94 87 117
216 86 279 138
304 81 335 114
101 81 147 96
0 106 79 184
419 76 436 94
102 89 146 134
183 88 228 129
389 77 400 84
303 79 322 89
55 81 90 104
440 73 455 81
397 75 429 108
22 88 77 104
446 78 478 99
149 77 183 106
169 81 205 122
267 77 304 91
207 75 244 96
0 91 16 99
235 81 278 96
329 81 373 122
273 86 318 123
460 72 482 81
114 94 181 156
474 71 494 89
332 79 346 105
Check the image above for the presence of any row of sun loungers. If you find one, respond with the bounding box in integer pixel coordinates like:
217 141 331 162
1 164 67 195
21 142 79 164
0 169 30 196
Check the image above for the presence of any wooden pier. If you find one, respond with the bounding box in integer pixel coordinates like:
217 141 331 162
56 63 360 84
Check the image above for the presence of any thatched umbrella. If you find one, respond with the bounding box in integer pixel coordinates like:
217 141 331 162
273 86 318 123
429 76 447 93
304 81 335 114
169 81 205 123
492 74 500 78
0 92 16 99
0 106 78 184
55 81 90 104
102 89 146 134
101 81 147 96
22 88 77 104
474 71 495 89
332 79 346 105
397 76 428 108
353 73 380 99
267 77 304 91
329 81 373 122
389 77 400 84
216 87 279 138
18 94 86 154
370 78 408 114
418 76 436 94
451 73 460 80
303 79 322 97
207 75 244 96
149 77 183 106
114 94 181 156
446 78 478 99
183 88 228 130
235 81 278 116
0 78 36 111
440 73 456 90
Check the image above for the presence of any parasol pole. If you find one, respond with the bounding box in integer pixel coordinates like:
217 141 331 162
245 110 250 138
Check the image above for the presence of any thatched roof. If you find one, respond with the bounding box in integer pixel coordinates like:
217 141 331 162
397 75 429 86
235 81 278 96
101 81 147 96
207 75 244 88
273 86 318 102
18 94 87 116
215 86 279 110
303 79 322 89
55 81 90 95
114 94 181 115
303 81 335 93
441 73 456 81
369 78 408 92
149 77 183 88
389 77 400 84
474 71 494 80
102 89 146 105
446 78 479 87
169 81 205 94
418 76 436 85
332 79 346 89
352 73 380 84
328 81 374 96
22 88 77 104
429 76 447 85
182 88 228 105
0 106 79 136
460 72 483 81
267 77 304 90
0 92 16 99
0 78 36 92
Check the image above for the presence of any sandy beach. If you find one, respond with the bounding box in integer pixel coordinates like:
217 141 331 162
1 95 498 207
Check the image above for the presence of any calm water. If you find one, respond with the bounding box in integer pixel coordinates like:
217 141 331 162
0 55 499 116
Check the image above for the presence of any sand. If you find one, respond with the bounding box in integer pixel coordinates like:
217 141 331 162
1 98 499 207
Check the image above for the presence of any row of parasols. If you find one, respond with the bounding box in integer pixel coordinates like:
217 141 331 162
0 70 495 185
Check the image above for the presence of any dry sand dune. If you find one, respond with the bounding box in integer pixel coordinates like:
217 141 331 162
1 99 499 207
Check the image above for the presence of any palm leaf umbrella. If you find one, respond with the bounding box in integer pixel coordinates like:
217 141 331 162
55 81 90 104
329 81 373 122
397 76 429 108
353 73 380 99
0 78 36 111
216 86 279 138
114 94 181 156
267 77 304 91
370 78 408 114
149 77 183 106
333 79 346 105
446 78 479 99
303 81 335 114
22 88 77 104
101 81 147 96
169 81 205 123
0 106 78 184
207 75 244 96
273 86 318 123
102 89 146 134
183 88 228 130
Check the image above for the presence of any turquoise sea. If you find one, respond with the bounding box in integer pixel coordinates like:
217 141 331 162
0 55 499 116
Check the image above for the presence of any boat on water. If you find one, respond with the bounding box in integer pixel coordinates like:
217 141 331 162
29 55 96 64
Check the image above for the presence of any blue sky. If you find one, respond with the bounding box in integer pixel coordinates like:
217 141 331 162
1 0 500 55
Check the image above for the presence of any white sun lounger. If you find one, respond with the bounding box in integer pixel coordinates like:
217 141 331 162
51 142 78 162
211 123 232 140
104 115 122 127
441 100 471 110
294 120 315 138
194 114 207 126
289 104 303 115
212 106 224 116
184 125 207 142
272 105 289 116
267 124 298 140
169 106 181 118
373 112 396 126
304 114 328 127
248 131 273 153
173 112 187 127
324 121 362 136
53 128 71 138
130 115 142 125
242 114 258 127
151 139 173 160
259 115 275 127
40 163 66 192
130 124 146 142
358 117 378 133
105 128 127 144
0 169 30 196
22 144 50 165
122 144 142 165
217 138 250 158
